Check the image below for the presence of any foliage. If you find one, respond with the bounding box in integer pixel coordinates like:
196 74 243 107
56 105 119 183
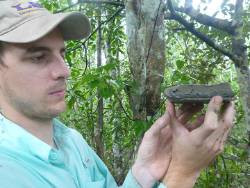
40 0 249 187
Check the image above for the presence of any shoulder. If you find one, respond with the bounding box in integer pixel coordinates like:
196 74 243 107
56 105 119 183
0 156 40 187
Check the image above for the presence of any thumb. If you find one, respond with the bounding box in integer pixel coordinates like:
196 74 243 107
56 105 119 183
195 96 223 140
167 101 187 135
166 101 176 118
148 106 171 136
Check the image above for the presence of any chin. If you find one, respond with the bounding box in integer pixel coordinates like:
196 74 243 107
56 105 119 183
48 104 66 117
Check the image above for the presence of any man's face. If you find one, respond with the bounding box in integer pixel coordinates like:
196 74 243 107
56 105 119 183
0 29 70 120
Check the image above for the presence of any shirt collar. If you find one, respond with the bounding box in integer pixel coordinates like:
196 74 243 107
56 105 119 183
0 113 69 161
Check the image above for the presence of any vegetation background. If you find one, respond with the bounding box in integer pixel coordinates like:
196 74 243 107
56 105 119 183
40 0 249 187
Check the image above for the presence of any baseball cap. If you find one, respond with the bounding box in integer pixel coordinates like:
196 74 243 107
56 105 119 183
0 0 91 43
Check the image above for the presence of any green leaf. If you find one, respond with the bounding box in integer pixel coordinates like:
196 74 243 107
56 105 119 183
88 79 100 89
176 60 185 69
99 87 114 98
133 120 148 137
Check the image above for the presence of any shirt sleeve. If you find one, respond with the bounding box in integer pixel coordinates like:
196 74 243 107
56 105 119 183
156 182 167 188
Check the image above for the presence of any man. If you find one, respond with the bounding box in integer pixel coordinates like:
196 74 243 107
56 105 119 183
0 0 235 188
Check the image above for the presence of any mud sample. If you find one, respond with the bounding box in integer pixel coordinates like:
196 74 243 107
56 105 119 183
164 83 234 103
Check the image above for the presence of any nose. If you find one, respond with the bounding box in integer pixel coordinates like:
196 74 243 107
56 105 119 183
51 55 70 80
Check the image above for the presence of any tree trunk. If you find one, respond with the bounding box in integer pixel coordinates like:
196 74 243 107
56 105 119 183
104 28 124 183
232 0 250 157
112 116 124 185
125 0 166 120
95 7 104 159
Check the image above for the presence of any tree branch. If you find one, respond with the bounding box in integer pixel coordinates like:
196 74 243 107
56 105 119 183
55 2 80 13
169 1 236 35
79 0 124 7
67 7 124 53
166 0 236 61
115 93 134 121
56 0 124 13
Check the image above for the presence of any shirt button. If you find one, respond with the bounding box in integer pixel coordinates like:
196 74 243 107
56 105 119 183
49 151 58 161
49 150 65 166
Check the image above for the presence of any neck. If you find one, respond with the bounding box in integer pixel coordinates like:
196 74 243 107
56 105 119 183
1 106 55 147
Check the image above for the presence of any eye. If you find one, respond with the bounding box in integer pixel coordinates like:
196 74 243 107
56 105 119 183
31 53 47 63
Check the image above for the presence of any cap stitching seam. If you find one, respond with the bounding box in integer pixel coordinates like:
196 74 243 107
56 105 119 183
0 14 50 36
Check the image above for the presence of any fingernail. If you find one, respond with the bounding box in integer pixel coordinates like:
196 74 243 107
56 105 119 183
213 96 223 104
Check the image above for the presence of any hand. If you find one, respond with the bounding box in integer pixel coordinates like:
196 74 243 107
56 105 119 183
163 96 235 188
132 102 203 188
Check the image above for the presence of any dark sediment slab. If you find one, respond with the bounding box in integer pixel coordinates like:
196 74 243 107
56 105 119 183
164 83 234 103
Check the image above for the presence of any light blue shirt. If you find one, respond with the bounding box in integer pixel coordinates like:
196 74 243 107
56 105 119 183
0 114 166 188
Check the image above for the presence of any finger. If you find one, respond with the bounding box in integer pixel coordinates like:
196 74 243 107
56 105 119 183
167 101 176 118
186 115 205 131
176 103 203 117
205 120 228 151
147 103 173 136
160 126 173 145
199 127 225 160
217 102 235 149
219 129 230 151
213 102 234 141
220 102 235 129
178 103 204 124
207 126 225 146
148 112 170 136
176 103 191 117
170 112 190 136
168 101 191 135
204 96 223 128
213 128 230 155
195 96 223 140
212 136 224 156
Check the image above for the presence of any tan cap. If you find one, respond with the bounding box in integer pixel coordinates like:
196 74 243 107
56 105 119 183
0 0 91 43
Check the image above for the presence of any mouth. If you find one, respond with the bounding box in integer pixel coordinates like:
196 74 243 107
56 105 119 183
49 89 66 97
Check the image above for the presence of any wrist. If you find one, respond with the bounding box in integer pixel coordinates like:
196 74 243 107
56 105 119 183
163 166 200 188
132 163 157 188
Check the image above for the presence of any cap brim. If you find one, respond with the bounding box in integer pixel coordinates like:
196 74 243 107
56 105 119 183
0 12 91 43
